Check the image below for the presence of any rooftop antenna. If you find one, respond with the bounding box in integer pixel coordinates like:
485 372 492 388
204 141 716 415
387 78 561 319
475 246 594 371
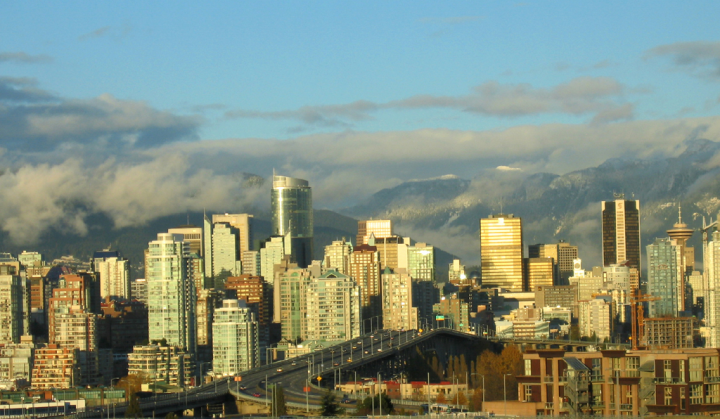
678 203 683 224
500 197 504 215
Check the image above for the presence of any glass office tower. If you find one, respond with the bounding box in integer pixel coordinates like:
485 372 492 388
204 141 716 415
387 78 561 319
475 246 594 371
271 175 313 267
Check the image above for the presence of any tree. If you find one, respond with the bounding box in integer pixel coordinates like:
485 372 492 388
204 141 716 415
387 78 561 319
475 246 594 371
570 324 581 341
271 385 287 417
124 393 143 418
436 392 446 403
457 391 468 408
321 390 342 416
471 389 483 412
165 414 178 419
357 393 393 415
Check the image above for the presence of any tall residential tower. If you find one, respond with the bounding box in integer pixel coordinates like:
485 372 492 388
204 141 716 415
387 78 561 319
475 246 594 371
480 214 524 291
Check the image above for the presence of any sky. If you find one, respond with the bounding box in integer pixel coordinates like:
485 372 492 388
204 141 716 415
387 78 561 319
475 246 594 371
2 1 720 247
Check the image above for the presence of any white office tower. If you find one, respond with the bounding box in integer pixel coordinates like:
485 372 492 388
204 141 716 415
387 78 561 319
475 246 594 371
212 299 259 376
92 250 130 299
705 230 720 348
212 223 240 277
147 233 197 355
260 235 289 283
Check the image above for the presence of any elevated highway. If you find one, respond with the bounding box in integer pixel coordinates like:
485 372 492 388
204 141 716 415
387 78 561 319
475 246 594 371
66 329 625 418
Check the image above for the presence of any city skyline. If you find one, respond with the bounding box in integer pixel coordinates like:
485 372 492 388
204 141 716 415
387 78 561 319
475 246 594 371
0 3 720 268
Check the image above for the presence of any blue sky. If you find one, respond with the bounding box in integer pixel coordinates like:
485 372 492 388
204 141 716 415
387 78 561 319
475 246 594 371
3 1 720 140
2 1 720 258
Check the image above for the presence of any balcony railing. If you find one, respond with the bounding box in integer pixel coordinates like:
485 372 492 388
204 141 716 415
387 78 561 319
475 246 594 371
621 404 633 410
545 403 554 409
653 377 684 384
544 376 554 382
705 376 720 383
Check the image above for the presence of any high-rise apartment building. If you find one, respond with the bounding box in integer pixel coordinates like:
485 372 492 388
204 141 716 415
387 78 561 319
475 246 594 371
146 233 197 355
275 263 312 341
212 213 254 254
324 240 353 275
130 278 147 305
704 229 720 347
578 298 613 341
602 195 641 271
225 275 271 362
357 220 393 245
647 238 683 317
408 243 435 282
0 270 24 344
305 270 361 342
480 214 523 291
348 244 382 320
381 268 418 331
271 174 313 268
92 250 130 300
212 299 259 375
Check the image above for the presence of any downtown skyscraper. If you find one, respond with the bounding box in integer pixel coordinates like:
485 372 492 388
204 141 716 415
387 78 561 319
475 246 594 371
271 174 314 268
602 195 641 271
480 214 524 292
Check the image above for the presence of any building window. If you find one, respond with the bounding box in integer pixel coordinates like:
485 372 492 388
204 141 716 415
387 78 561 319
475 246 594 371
525 385 532 402
707 384 720 404
690 357 702 382
691 384 703 404
681 387 686 410
665 387 672 406
525 359 532 376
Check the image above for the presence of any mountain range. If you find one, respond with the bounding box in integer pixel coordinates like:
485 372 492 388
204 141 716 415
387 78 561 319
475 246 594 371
4 138 720 279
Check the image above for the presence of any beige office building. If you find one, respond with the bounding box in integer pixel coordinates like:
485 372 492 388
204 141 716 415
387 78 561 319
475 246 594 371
212 213 254 254
372 236 409 273
480 214 523 291
357 220 393 245
524 257 555 291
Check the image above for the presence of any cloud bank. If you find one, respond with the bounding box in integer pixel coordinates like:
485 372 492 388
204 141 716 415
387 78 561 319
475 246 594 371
225 77 636 128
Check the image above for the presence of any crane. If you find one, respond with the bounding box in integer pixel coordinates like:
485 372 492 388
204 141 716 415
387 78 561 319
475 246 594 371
630 288 660 350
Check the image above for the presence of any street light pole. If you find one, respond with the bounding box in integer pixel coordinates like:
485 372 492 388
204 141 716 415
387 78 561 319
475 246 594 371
378 372 382 416
504 373 511 417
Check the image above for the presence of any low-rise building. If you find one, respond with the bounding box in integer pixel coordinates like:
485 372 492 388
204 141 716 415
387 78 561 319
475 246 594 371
518 347 720 416
127 345 194 388
31 344 79 389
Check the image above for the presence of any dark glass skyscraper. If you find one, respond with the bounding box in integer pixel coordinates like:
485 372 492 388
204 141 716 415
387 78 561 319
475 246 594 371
601 195 640 271
271 175 313 267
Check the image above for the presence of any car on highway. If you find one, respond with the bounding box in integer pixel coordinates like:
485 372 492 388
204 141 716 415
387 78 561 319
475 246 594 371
377 348 383 352
347 358 352 363
239 386 247 391
364 350 369 354
352 346 357 349
357 341 362 344
333 362 339 366
277 367 283 372
291 361 297 366
253 393 261 397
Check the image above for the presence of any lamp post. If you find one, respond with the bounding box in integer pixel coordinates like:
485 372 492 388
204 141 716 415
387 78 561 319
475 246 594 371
504 373 511 417
378 372 382 416
427 372 431 415
111 377 121 419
